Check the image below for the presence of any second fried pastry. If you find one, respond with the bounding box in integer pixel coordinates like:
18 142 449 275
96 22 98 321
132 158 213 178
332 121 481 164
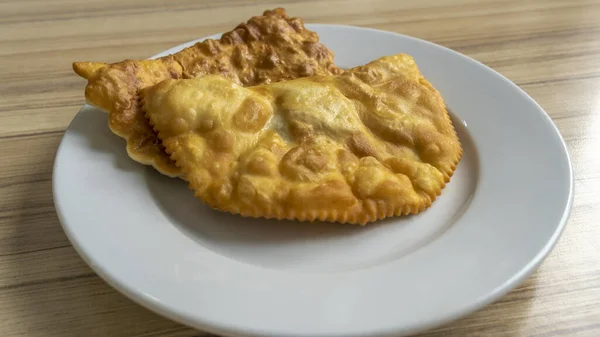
72 8 341 177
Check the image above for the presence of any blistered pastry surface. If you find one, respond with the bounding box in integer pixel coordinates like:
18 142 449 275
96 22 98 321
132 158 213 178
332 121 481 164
144 54 462 225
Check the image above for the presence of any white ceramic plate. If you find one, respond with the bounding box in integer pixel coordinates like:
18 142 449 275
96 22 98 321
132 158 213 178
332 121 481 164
53 25 573 337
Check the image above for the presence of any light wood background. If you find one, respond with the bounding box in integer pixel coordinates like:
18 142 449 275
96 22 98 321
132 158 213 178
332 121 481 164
1 0 599 336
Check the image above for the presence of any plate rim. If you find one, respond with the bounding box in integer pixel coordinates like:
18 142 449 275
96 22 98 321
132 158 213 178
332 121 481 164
53 23 574 337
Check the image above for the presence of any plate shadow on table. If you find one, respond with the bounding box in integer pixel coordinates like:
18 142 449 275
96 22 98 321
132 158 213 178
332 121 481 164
414 276 538 337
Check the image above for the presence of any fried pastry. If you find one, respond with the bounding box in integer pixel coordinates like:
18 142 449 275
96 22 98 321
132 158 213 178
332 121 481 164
72 8 342 177
143 54 462 225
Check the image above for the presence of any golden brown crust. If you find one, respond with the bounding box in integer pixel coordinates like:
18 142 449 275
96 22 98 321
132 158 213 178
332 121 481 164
143 54 463 225
72 8 342 177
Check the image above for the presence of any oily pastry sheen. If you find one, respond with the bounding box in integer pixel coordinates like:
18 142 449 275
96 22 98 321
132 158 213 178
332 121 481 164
72 8 342 177
143 54 462 225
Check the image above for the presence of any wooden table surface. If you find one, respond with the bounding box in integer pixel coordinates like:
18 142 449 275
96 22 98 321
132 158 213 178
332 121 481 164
1 0 599 336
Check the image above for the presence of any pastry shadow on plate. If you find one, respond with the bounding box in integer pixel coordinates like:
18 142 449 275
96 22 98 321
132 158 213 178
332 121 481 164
72 106 140 175
145 170 420 271
145 168 404 244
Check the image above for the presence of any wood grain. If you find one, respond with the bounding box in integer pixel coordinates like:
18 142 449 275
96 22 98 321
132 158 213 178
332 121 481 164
1 0 599 336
